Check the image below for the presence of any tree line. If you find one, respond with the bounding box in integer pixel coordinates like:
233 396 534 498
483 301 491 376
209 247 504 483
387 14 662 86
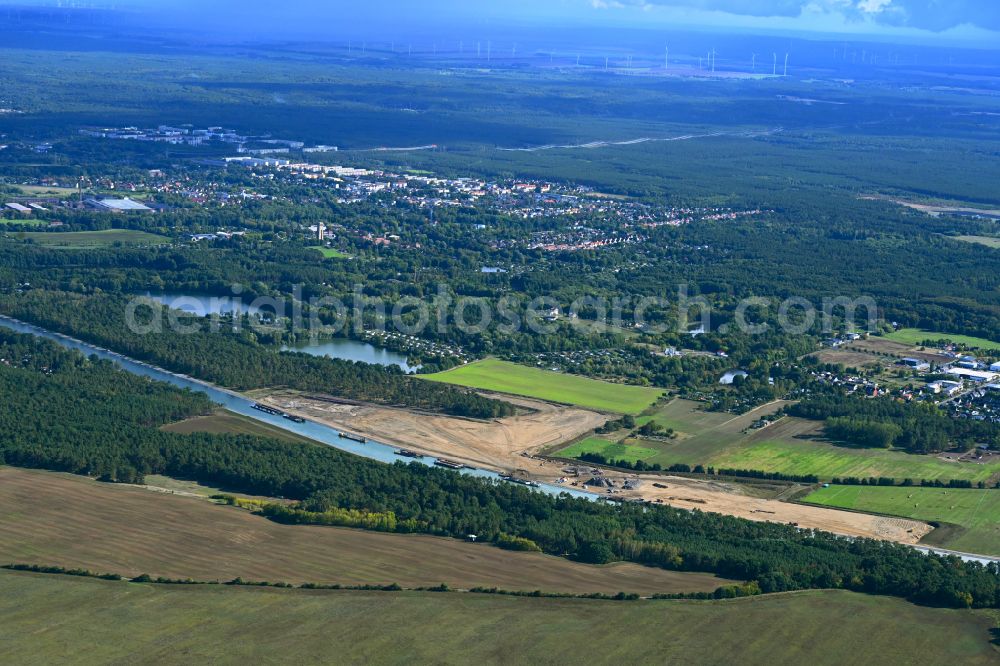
0 291 513 419
2 330 999 609
788 390 1000 453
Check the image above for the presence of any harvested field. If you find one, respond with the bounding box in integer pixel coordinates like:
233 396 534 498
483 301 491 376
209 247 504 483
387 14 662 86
808 348 884 368
161 410 320 446
847 337 918 356
2 572 996 665
839 339 953 364
0 467 728 594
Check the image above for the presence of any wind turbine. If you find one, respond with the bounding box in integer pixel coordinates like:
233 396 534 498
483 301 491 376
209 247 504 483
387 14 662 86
665 45 669 70
751 53 757 72
772 52 777 76
783 53 789 76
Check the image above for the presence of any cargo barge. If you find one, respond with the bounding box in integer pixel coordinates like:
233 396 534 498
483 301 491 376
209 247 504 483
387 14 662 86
500 474 540 488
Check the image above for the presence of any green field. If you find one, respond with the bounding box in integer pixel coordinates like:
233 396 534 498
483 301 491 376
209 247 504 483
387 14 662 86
556 437 658 464
421 359 664 414
13 184 80 197
803 485 1000 557
882 329 1000 352
559 400 1000 483
643 398 735 437
710 437 1000 483
1 572 996 665
953 235 1000 249
309 246 350 258
17 229 169 248
568 399 781 464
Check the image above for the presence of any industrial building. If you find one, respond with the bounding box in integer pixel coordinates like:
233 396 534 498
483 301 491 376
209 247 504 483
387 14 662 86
84 197 153 212
946 367 999 383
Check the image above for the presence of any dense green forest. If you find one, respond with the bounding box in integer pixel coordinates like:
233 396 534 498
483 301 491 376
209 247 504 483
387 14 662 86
789 392 1000 453
1 329 999 609
0 292 512 419
2 44 1000 357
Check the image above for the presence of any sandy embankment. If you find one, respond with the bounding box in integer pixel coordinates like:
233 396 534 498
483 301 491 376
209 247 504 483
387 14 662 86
260 392 932 545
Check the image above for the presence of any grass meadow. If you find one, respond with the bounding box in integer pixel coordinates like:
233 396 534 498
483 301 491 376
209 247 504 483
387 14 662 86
420 359 664 414
883 329 1000 351
554 399 1000 483
803 485 1000 556
17 229 169 248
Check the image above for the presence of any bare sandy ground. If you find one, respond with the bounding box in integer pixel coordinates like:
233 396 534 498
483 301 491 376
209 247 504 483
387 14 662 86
260 392 932 546
261 391 607 475
614 476 932 544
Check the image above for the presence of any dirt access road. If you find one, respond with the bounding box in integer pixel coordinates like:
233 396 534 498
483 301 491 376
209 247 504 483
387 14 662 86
259 392 931 546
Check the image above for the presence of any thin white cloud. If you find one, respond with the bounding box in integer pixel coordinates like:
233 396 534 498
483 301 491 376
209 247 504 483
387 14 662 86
857 0 892 13
603 0 1000 32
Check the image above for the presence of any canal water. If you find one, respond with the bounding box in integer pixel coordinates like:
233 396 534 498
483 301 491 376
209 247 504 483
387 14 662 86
2 314 999 564
0 314 589 500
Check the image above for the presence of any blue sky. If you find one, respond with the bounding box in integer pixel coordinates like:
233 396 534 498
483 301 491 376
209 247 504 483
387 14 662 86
16 1 1000 45
583 1 1000 41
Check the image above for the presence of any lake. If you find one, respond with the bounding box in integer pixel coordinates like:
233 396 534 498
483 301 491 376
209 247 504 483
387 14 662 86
142 292 265 317
0 313 594 502
281 338 420 373
142 294 416 371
